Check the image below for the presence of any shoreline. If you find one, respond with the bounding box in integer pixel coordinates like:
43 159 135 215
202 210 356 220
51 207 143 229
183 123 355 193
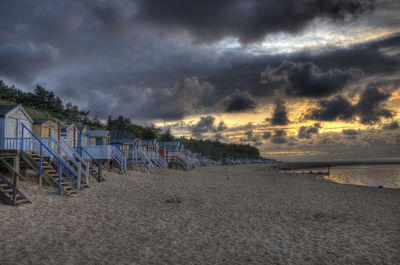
274 167 400 190
1 164 399 264
277 160 400 170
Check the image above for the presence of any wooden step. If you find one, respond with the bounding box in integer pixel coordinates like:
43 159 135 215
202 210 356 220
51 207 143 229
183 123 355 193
2 188 13 193
16 198 30 205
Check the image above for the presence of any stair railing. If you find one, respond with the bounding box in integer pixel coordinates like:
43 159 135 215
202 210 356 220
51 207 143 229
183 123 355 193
48 137 82 189
156 153 168 168
59 138 89 185
0 157 28 205
81 147 103 181
139 150 153 173
20 123 77 194
111 146 126 172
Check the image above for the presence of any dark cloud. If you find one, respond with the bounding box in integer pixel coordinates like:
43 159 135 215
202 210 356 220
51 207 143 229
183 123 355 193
271 137 288 144
190 116 216 137
208 35 400 106
268 99 290 125
190 116 227 137
241 130 261 143
215 133 224 141
383 121 399 130
356 86 393 124
86 77 215 120
274 129 287 137
307 86 394 124
307 96 354 121
215 121 227 132
0 43 59 83
298 123 320 139
261 61 361 98
262 132 272 139
220 91 257 113
0 0 396 123
342 129 359 135
270 129 288 144
135 0 375 43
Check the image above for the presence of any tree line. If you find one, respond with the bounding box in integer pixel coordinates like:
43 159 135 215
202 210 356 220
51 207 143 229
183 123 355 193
0 80 260 159
178 137 260 160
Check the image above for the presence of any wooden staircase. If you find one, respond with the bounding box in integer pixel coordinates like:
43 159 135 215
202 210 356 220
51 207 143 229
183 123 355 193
0 174 30 206
64 157 89 189
89 164 105 182
170 157 188 171
23 151 79 197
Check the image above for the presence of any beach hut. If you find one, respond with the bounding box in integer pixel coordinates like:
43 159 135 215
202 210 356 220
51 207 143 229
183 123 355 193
76 125 90 156
0 104 33 149
32 119 59 138
76 125 89 148
158 141 181 159
110 130 137 151
141 139 158 152
158 141 181 152
88 130 110 146
61 123 78 148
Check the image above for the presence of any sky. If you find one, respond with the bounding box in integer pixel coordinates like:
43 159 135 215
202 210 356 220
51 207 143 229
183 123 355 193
0 0 399 161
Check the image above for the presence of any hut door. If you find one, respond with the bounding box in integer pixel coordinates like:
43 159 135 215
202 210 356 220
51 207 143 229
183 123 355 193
50 128 57 139
6 118 18 138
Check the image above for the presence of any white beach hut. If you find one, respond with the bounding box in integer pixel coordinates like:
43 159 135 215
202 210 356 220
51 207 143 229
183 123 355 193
0 104 33 149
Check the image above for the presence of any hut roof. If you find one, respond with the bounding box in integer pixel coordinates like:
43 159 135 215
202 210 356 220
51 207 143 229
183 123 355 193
0 104 33 123
158 141 180 147
110 130 136 145
141 139 157 146
88 130 109 137
75 125 87 133
0 105 18 117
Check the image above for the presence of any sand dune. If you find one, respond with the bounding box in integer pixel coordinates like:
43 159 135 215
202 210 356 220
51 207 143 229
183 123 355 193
1 165 399 264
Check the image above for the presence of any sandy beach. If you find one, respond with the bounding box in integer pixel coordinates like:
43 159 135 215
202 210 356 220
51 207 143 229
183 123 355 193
1 164 399 264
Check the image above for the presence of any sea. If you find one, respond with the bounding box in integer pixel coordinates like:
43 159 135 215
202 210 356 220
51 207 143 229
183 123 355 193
325 164 400 189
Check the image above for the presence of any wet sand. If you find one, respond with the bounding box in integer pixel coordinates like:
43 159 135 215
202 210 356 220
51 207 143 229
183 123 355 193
1 165 399 264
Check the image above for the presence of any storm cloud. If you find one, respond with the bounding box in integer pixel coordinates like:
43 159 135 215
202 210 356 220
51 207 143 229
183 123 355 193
307 96 355 121
298 124 320 139
0 0 397 122
219 91 257 113
270 129 288 144
262 132 272 139
268 99 290 125
0 0 399 163
190 116 227 137
261 61 361 98
134 0 375 43
0 43 59 83
356 86 393 124
383 121 399 130
307 86 394 124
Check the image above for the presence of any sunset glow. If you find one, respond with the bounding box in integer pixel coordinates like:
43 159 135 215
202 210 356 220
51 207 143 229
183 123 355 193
0 0 399 161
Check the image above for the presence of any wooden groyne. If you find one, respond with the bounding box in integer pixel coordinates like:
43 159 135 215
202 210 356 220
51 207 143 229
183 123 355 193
276 169 330 176
273 163 330 176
